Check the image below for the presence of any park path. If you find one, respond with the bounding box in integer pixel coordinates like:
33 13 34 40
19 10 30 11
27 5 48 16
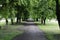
12 22 48 40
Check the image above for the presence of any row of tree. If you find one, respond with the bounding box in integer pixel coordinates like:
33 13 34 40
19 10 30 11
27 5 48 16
0 0 57 25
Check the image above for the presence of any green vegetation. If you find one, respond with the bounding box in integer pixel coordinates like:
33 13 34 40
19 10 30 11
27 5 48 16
39 21 60 40
0 0 57 25
0 25 23 40
0 0 60 40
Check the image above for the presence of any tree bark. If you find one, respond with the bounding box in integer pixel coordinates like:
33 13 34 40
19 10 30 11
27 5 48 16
43 17 46 25
6 19 8 25
16 17 19 24
0 26 1 29
41 19 44 24
11 18 14 25
36 18 38 21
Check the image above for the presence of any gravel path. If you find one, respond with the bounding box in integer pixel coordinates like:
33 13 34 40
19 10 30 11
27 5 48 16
12 22 48 40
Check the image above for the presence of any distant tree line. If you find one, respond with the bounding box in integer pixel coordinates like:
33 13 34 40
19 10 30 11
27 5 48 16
0 0 58 25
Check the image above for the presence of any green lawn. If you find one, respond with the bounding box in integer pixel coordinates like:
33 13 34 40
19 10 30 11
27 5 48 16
0 25 24 40
38 21 60 40
0 20 60 40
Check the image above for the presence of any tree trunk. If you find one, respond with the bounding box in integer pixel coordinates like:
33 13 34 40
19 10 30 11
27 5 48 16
6 19 8 25
11 18 14 25
16 12 20 24
58 19 60 26
0 26 1 29
19 19 21 23
41 19 44 24
16 17 19 24
43 17 46 25
56 0 60 27
36 18 38 21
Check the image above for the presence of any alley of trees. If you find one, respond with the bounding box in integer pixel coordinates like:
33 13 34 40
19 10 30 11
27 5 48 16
0 0 60 26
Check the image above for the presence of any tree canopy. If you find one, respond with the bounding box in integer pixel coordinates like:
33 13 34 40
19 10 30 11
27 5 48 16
0 0 56 25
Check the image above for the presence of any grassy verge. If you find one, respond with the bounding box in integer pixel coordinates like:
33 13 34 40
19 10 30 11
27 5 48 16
38 21 60 40
0 25 24 40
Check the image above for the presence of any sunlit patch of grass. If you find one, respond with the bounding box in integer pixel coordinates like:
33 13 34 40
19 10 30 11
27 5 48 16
39 23 60 34
38 21 60 40
0 22 6 26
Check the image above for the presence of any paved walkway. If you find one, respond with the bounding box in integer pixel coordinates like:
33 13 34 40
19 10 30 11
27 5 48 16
12 22 48 40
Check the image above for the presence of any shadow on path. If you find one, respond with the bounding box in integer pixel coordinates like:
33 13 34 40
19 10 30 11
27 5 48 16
12 22 48 40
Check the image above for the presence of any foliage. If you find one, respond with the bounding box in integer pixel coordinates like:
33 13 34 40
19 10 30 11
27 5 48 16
0 0 56 24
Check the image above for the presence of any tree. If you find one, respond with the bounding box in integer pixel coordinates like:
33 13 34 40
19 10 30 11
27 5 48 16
9 0 17 24
2 1 10 25
0 0 57 25
37 0 56 25
56 0 60 27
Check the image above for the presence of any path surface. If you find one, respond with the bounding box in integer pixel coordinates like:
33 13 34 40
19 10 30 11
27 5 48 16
12 22 48 40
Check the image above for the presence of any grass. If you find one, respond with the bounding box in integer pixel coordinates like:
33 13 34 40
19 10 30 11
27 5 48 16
0 20 60 40
0 25 24 40
38 21 60 40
